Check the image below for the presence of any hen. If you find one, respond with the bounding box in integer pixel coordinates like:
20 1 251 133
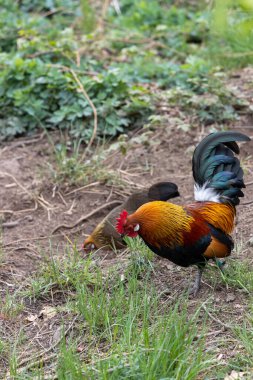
116 131 251 295
83 182 179 250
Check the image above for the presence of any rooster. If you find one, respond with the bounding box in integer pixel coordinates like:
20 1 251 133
116 131 251 295
83 181 179 251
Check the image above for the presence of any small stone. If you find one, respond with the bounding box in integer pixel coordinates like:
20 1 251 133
77 345 85 353
226 293 236 303
26 314 38 322
39 306 57 320
224 370 245 380
234 304 243 309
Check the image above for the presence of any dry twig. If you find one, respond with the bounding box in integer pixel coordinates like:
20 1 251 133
241 200 253 206
51 200 121 234
201 305 232 330
3 234 63 248
4 132 45 150
65 181 100 196
2 221 19 228
112 0 121 14
57 191 68 206
13 246 41 259
64 199 76 215
42 6 65 18
0 172 55 219
47 63 98 76
98 0 111 30
0 209 14 215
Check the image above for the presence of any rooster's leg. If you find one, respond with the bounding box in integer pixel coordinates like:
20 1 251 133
189 266 204 297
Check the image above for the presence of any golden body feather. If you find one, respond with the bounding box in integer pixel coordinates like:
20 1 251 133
186 202 235 235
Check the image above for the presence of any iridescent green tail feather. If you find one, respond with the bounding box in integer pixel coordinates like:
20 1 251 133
192 131 251 205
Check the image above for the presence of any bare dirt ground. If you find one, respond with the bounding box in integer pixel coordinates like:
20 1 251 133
0 70 253 377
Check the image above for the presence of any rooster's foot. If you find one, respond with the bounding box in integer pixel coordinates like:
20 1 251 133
189 266 204 297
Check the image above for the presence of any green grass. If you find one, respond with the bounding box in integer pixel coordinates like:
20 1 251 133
0 290 24 318
0 339 7 356
200 243 253 376
232 301 253 373
49 245 213 379
209 0 253 68
124 236 155 275
222 259 253 293
25 244 97 299
216 240 253 293
57 302 212 380
221 296 253 377
199 239 253 294
48 139 126 187
2 238 253 378
8 242 214 379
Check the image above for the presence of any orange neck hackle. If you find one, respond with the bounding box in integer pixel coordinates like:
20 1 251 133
125 201 194 248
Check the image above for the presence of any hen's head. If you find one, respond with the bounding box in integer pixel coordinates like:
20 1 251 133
82 236 97 251
116 210 140 238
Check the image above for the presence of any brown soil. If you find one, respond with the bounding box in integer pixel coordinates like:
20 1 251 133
0 70 253 377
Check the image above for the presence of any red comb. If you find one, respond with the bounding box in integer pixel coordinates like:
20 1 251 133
116 209 128 234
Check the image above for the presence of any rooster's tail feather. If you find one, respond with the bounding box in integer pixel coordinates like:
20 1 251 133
192 131 250 205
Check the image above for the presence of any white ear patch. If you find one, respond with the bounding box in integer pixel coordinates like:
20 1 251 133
134 224 140 232
90 243 95 249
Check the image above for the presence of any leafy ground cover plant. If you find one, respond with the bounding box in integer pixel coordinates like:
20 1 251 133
0 0 248 142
